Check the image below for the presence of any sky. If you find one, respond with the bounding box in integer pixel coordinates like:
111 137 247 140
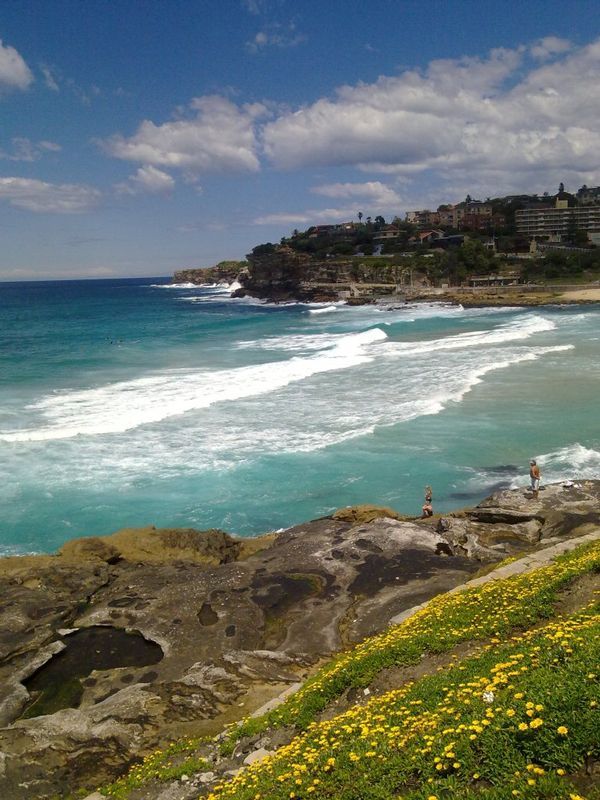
1 0 600 280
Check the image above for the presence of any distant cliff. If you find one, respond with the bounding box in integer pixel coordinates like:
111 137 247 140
173 260 249 285
173 246 419 302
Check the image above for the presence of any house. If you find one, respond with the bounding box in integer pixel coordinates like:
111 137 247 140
576 185 600 206
429 234 465 249
308 222 357 238
373 225 401 242
406 202 495 230
415 229 444 243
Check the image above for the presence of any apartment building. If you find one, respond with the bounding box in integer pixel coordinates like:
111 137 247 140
407 202 494 230
515 199 600 238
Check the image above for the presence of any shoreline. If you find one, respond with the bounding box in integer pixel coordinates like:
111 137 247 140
373 285 600 309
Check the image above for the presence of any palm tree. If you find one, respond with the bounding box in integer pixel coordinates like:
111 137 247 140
358 211 363 223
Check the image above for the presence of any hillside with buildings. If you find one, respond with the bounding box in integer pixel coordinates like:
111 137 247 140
175 184 600 301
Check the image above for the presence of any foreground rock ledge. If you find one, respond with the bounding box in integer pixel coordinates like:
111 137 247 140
1 482 599 799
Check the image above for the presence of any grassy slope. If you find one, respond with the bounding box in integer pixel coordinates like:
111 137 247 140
101 540 600 800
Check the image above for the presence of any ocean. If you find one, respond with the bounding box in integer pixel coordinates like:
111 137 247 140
1 277 599 556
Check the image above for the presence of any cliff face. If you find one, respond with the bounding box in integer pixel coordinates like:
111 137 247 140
173 248 418 302
241 246 408 301
242 246 324 301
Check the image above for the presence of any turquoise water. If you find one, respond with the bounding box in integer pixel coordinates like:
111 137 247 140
1 278 599 555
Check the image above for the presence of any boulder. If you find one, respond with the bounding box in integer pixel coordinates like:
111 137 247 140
332 504 409 524
59 537 121 563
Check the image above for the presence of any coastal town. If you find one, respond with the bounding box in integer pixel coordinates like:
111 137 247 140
174 183 600 305
280 182 600 274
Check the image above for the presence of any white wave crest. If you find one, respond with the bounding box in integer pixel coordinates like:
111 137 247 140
150 282 198 289
309 305 339 315
1 328 389 442
524 443 600 485
384 314 556 357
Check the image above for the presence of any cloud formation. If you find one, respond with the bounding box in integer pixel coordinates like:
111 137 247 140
100 37 600 213
312 181 401 205
0 177 101 213
0 137 61 162
0 39 33 92
261 40 600 193
103 96 265 175
530 36 572 61
116 164 176 195
246 22 305 53
41 64 59 91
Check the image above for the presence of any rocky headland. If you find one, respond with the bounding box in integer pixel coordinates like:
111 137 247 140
1 482 599 798
173 256 600 308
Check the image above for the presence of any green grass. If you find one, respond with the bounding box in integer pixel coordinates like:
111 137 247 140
220 540 600 749
207 602 600 800
101 738 209 798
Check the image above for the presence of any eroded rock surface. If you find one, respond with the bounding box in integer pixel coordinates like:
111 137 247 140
1 482 599 798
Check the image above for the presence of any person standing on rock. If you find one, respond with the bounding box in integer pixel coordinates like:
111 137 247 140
529 459 541 499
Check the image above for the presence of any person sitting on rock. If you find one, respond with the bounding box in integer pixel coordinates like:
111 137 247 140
422 486 433 517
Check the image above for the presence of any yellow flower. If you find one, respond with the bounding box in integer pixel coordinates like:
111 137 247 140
557 725 568 735
529 718 544 729
518 722 529 731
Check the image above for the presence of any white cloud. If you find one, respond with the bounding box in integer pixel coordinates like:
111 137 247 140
254 211 313 225
116 164 176 195
0 137 62 162
242 0 267 14
103 95 265 174
312 181 401 205
39 140 62 152
0 39 33 92
254 206 369 226
530 36 572 61
261 39 600 193
0 177 101 213
246 22 305 53
41 64 59 91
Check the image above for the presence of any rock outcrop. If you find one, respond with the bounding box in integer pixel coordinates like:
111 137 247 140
173 261 248 286
1 481 599 798
172 249 413 303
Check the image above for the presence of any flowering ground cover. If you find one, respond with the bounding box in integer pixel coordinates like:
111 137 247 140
207 602 599 799
99 539 600 799
101 739 208 798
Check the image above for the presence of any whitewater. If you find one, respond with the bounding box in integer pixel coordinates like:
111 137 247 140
1 277 599 555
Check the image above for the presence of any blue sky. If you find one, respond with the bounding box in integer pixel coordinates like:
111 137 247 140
1 0 599 280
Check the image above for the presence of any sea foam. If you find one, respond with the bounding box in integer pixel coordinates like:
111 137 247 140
0 327 389 442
